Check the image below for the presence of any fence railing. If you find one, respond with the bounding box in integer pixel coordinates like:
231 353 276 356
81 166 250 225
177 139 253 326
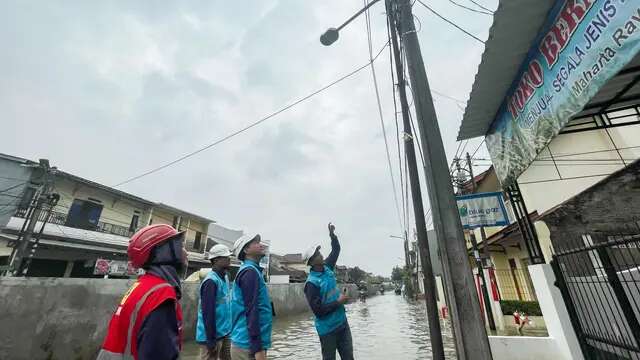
494 268 538 302
14 208 134 238
552 223 640 359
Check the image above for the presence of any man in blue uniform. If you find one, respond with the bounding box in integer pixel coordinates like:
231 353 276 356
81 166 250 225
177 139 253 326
302 223 352 360
196 244 233 360
230 233 272 360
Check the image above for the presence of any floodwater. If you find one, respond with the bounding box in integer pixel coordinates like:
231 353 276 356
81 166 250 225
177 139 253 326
183 293 458 359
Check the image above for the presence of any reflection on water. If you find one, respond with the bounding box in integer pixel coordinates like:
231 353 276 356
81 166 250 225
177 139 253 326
184 294 457 359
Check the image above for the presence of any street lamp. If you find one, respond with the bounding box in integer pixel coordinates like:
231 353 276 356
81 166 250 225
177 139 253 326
319 0 381 46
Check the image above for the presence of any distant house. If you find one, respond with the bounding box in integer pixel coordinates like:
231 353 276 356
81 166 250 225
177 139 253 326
0 152 216 278
269 253 307 283
335 265 350 283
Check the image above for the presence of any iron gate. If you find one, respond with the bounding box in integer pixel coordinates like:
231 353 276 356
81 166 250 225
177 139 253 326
552 223 640 360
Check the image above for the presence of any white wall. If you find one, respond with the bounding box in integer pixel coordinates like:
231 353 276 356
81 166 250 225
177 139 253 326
518 124 640 215
528 264 583 360
488 264 584 360
0 157 32 230
489 336 559 360
270 275 290 284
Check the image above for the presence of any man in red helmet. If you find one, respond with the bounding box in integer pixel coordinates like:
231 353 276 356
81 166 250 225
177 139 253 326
97 224 188 360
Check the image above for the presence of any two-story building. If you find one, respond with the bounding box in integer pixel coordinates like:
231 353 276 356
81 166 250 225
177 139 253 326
0 152 215 278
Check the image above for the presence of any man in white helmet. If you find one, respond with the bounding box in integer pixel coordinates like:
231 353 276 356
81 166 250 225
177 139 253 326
302 223 352 360
196 244 233 360
230 233 272 360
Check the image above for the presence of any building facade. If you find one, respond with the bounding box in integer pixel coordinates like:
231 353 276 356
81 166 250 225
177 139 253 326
0 153 215 278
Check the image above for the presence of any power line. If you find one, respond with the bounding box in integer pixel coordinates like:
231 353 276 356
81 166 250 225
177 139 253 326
114 41 391 188
518 173 614 185
388 13 408 233
364 0 403 233
474 157 638 163
448 0 493 15
415 0 486 44
0 181 28 195
470 138 486 159
431 89 467 105
467 0 494 13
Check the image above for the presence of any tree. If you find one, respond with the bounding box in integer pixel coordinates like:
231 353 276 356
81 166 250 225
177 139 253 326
391 266 404 284
348 266 366 284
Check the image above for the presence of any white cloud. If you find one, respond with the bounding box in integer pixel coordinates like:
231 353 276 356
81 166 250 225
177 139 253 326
0 0 496 275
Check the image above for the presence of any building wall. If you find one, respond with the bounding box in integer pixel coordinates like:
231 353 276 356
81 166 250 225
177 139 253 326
0 157 33 232
150 209 209 253
491 246 537 301
54 177 151 231
518 125 640 215
0 157 33 259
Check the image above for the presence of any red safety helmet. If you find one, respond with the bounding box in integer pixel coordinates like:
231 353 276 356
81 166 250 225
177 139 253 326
128 224 181 268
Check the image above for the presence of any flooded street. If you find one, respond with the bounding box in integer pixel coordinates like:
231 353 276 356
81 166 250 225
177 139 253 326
183 293 457 359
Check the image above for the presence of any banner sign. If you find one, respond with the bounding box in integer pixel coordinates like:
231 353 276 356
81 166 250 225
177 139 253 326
94 258 140 276
456 192 509 229
486 0 640 186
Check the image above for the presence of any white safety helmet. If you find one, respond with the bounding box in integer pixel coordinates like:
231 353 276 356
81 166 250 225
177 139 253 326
302 244 321 266
206 244 232 260
233 232 261 261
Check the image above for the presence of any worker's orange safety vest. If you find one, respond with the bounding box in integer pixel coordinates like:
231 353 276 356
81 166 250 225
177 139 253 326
97 274 183 360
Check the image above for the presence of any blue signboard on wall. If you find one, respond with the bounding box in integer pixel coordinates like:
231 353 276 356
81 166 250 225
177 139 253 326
456 192 510 229
486 0 640 186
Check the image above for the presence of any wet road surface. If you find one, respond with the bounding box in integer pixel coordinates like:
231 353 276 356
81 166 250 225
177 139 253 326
183 293 457 359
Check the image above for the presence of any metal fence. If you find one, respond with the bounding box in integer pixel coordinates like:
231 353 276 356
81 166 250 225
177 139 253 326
552 222 640 360
14 208 134 238
494 268 537 302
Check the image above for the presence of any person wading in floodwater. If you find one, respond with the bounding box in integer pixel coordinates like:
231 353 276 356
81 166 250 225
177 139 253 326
196 244 233 360
230 233 273 360
302 223 353 360
97 224 188 360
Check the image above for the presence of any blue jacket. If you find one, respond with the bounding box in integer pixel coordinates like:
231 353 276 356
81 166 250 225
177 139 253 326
231 260 273 354
196 270 231 345
306 266 347 336
304 233 347 336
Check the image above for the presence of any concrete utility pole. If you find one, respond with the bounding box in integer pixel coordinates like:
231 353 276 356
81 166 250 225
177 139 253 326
466 152 497 331
393 0 493 358
387 1 444 358
9 159 54 276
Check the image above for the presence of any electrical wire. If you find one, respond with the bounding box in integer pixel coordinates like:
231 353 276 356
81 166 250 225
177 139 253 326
429 89 467 104
114 40 391 188
364 0 404 233
415 0 485 44
388 13 408 233
470 138 486 159
518 173 614 185
448 0 493 15
467 0 495 13
0 181 28 194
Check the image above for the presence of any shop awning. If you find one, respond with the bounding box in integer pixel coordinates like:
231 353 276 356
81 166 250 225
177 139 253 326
458 2 640 141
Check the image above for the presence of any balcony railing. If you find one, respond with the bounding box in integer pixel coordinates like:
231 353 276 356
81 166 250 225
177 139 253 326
14 209 134 238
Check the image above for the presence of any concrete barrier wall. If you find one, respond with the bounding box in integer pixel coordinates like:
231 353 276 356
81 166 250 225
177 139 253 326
0 277 358 360
489 336 560 360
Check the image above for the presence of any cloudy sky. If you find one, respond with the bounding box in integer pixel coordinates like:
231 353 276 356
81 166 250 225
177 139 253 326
1 0 495 275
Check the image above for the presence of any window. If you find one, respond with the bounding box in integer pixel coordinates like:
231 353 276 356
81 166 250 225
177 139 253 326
129 214 139 232
194 231 203 251
65 199 103 230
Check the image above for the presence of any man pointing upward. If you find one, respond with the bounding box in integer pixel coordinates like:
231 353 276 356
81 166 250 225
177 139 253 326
302 223 353 360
